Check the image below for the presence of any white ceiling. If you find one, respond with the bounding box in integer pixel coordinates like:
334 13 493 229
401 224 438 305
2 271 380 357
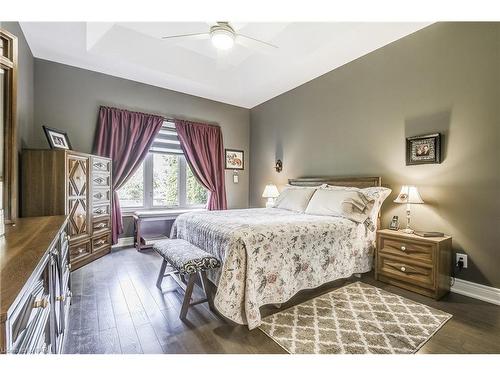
20 22 431 108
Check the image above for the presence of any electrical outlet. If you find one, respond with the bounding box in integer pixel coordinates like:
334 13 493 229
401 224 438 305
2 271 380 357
456 253 468 268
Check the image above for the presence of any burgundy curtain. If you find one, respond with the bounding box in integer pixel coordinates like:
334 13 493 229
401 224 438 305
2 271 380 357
174 119 227 210
94 106 164 244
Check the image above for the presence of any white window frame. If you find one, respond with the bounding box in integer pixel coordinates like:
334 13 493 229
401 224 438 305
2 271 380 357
119 122 208 212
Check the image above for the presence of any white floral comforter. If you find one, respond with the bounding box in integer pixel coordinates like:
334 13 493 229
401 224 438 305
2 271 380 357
171 208 375 329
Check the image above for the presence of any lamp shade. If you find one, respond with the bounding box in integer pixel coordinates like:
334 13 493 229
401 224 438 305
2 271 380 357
394 185 424 204
262 184 279 198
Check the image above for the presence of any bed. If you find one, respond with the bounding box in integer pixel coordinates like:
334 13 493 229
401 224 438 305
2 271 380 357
171 176 383 329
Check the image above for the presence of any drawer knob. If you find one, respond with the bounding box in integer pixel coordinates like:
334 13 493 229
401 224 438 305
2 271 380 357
96 223 106 228
95 240 105 245
95 193 103 199
400 266 406 272
95 209 104 214
95 178 103 183
95 162 105 168
78 248 84 254
33 298 48 309
400 245 406 252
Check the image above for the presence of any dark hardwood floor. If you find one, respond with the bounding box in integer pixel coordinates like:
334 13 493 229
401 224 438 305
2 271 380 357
63 247 500 354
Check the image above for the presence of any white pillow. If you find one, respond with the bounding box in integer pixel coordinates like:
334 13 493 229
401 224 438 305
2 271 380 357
305 189 370 217
273 187 317 212
305 185 391 229
323 185 391 223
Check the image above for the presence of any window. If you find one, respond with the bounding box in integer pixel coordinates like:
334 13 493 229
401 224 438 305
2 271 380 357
118 121 208 210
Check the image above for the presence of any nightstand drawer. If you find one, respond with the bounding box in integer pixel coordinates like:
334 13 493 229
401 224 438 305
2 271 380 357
378 254 434 288
379 236 435 264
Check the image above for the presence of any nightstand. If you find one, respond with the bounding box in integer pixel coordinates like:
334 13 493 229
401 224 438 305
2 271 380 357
375 229 452 300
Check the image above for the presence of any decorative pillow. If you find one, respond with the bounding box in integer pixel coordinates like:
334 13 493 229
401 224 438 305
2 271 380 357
305 185 391 230
323 185 392 226
273 186 317 212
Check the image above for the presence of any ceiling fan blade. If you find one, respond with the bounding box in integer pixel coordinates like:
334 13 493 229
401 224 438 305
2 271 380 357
237 34 278 49
161 32 209 40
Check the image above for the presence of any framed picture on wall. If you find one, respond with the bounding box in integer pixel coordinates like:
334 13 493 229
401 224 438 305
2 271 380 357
43 125 73 150
406 133 441 165
225 149 244 170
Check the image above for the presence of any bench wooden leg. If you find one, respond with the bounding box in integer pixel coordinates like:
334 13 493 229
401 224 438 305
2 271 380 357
180 273 197 320
199 271 216 313
156 259 168 289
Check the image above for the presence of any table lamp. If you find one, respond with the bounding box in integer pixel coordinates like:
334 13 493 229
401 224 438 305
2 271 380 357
394 185 424 234
262 184 279 208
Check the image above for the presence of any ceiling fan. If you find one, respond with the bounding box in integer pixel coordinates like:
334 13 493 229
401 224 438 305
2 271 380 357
161 21 278 51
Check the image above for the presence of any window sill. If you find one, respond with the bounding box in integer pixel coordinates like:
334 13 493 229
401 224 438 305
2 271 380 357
122 207 206 218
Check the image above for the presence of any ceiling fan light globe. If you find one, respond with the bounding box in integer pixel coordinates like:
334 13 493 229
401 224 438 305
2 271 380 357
211 29 234 50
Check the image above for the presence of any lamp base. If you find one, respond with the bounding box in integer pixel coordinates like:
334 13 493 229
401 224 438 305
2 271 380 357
265 198 275 208
400 228 414 234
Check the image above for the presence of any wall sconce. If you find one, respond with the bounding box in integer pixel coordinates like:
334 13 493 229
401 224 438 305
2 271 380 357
275 159 283 173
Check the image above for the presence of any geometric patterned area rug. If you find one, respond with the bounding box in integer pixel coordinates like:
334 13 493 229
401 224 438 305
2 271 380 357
259 281 452 354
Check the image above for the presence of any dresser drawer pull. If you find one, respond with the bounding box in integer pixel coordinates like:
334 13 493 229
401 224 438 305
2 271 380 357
94 192 103 199
94 177 104 184
94 162 105 169
94 208 105 214
33 298 49 309
95 223 107 228
400 266 406 272
95 239 106 246
400 245 406 252
77 247 85 254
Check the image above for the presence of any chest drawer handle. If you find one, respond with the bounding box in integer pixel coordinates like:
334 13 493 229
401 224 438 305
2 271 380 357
94 162 105 169
400 245 406 252
95 239 106 246
94 208 105 214
96 223 106 228
94 178 104 184
33 298 49 309
400 266 406 272
77 248 85 254
94 192 103 199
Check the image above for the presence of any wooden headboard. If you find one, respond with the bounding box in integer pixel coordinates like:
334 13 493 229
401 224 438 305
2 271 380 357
288 176 381 189
288 176 383 229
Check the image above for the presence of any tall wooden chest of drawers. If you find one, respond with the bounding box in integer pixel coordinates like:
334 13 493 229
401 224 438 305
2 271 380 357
375 229 452 300
21 150 112 270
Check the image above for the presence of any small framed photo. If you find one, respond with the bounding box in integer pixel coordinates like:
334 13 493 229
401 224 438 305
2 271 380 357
406 133 441 165
389 215 399 230
43 126 72 150
225 149 244 170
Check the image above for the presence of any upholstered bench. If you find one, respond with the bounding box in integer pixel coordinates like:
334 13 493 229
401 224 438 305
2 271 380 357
153 239 221 320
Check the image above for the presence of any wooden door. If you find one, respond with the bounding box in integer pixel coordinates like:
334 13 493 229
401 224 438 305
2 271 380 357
67 154 90 241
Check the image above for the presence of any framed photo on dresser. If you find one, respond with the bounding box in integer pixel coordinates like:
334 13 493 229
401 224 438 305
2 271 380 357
43 125 73 150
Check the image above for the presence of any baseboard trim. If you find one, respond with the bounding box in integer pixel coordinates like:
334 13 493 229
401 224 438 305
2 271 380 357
451 278 500 306
113 236 134 248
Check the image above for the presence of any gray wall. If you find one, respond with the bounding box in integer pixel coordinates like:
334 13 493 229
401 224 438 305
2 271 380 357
33 59 250 211
250 23 500 287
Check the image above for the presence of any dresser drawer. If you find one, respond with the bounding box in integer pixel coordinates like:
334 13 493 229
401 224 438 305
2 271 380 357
92 204 110 217
379 236 435 264
92 188 111 204
93 216 111 234
92 173 111 188
69 240 91 262
92 157 111 174
92 233 111 252
378 254 434 289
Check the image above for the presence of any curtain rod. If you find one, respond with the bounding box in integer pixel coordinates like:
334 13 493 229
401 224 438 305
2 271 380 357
100 106 220 128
